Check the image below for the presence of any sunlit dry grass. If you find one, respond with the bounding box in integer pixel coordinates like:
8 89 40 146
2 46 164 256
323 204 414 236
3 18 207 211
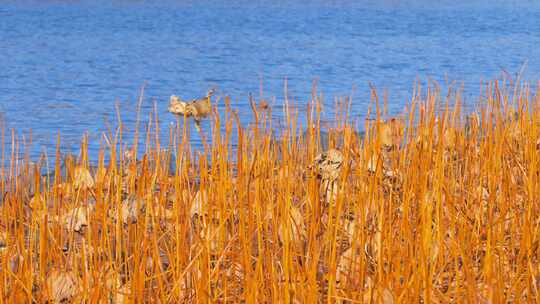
0 80 540 303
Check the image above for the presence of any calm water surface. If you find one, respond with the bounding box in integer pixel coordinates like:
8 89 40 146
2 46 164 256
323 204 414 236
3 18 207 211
1 1 539 159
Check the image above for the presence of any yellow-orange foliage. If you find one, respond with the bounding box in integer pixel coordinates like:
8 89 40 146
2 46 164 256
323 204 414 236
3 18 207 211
0 80 539 303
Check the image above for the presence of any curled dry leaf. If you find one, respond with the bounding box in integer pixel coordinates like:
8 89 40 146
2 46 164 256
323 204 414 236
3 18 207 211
225 261 244 281
366 150 395 178
108 197 145 225
477 186 489 202
97 267 131 303
259 99 270 110
57 205 94 232
364 287 395 304
379 118 404 148
379 122 393 147
342 218 357 245
168 95 190 116
45 270 81 304
188 95 212 120
190 190 209 218
443 127 458 149
8 253 23 273
510 166 523 185
336 247 361 287
311 149 344 181
321 179 340 206
152 203 174 221
169 90 213 132
111 282 131 303
382 288 394 304
167 188 191 205
188 189 234 254
73 166 95 189
366 151 382 174
507 120 522 142
54 183 74 199
465 113 480 134
120 197 145 225
278 204 307 250
0 229 7 250
144 250 171 274
415 126 434 150
123 149 136 163
29 194 45 210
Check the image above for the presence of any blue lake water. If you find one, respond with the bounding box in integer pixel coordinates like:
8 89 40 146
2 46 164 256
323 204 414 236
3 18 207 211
1 1 539 160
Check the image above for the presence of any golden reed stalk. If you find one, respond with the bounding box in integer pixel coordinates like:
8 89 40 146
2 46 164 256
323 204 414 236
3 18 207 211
0 80 539 303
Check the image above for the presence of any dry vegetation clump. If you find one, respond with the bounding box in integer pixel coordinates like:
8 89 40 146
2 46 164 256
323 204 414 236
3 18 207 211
169 88 216 132
1 80 540 303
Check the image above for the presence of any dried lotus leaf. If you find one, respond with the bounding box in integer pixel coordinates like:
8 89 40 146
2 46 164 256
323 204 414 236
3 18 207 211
0 230 6 250
168 95 190 116
45 270 81 304
278 205 306 250
190 190 208 218
73 166 94 189
311 149 344 181
111 282 131 303
108 197 145 225
60 205 93 232
379 118 404 148
443 127 458 149
363 287 395 304
381 288 394 304
336 247 362 287
379 122 393 147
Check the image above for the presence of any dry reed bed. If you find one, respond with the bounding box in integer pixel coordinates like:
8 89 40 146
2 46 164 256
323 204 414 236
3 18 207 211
0 81 540 303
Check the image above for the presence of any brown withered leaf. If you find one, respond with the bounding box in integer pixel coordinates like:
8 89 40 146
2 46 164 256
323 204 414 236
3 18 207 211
167 188 192 205
94 266 131 303
277 205 307 251
382 288 395 304
189 189 233 253
190 190 208 218
54 182 74 199
111 282 131 303
73 166 94 189
415 126 434 150
477 186 489 202
107 196 145 225
168 95 190 116
379 118 404 148
342 217 357 245
379 122 393 148
169 90 213 132
57 205 94 232
510 166 523 185
311 149 344 181
366 150 396 178
8 252 23 273
29 194 45 210
364 287 394 304
443 127 458 149
321 179 340 206
123 149 136 163
366 151 382 173
259 99 270 110
152 203 174 221
336 247 362 288
45 270 81 304
120 197 145 225
0 230 6 250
